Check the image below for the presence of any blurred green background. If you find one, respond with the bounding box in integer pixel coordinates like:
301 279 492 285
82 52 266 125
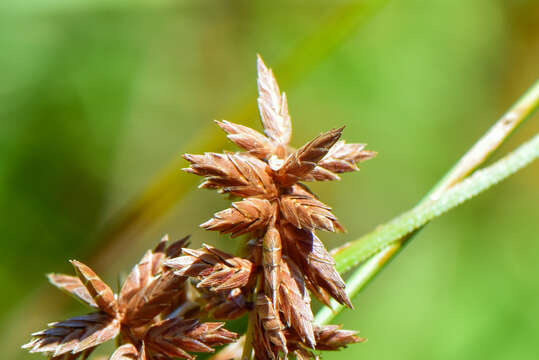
1 0 538 359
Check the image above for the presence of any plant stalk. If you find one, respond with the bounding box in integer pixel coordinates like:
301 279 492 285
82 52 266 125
317 133 539 324
315 79 539 325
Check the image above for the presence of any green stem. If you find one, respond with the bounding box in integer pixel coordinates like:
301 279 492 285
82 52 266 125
426 79 539 201
315 79 539 325
335 133 539 274
316 133 539 324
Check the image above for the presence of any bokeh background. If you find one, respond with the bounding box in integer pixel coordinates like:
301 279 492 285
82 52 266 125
1 0 538 359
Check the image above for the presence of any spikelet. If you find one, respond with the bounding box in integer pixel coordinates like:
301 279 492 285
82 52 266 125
319 140 377 173
183 153 277 198
144 319 238 360
274 127 344 186
284 324 364 359
23 313 120 357
200 198 273 238
166 244 254 292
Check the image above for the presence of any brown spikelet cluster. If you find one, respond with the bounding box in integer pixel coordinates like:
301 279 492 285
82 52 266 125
178 55 375 359
23 236 238 360
23 55 373 360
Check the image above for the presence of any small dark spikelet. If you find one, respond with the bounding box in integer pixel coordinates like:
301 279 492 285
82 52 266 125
23 312 120 358
318 140 377 173
183 153 277 198
166 244 254 292
47 273 98 308
201 198 273 237
279 185 344 233
144 318 238 360
255 294 287 358
70 260 119 316
274 127 343 186
215 120 275 159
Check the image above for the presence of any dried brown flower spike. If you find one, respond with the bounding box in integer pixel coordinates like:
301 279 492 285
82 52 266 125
23 235 238 360
180 55 375 359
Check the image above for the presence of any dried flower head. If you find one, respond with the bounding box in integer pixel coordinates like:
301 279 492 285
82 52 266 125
23 235 238 360
180 55 375 359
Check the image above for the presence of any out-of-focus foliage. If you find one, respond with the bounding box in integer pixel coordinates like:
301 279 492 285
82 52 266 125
1 1 538 359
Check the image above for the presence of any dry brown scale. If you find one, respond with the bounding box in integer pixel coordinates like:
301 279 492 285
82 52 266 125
176 55 375 359
23 235 237 360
